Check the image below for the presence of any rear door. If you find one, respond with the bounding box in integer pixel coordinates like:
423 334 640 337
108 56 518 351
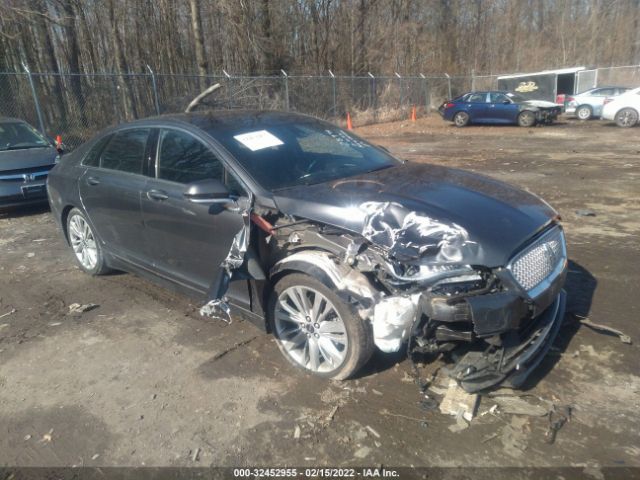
465 92 490 122
140 127 247 292
79 128 152 263
488 92 520 123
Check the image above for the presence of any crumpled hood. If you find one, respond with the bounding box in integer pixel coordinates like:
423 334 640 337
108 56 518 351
521 100 562 109
0 146 57 172
273 163 558 267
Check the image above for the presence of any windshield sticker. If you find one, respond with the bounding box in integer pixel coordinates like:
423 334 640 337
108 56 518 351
234 130 284 151
325 129 368 149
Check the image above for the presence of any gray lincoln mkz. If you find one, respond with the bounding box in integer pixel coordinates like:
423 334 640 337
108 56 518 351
47 111 567 392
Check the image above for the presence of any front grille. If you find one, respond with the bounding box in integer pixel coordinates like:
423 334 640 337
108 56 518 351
0 164 54 182
508 227 566 293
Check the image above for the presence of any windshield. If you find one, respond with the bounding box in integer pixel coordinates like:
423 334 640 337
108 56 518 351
209 119 399 190
0 122 50 151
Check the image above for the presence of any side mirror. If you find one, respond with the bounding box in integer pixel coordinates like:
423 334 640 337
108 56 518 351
502 100 511 104
183 178 231 204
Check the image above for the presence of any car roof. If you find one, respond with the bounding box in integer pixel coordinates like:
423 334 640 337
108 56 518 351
112 110 322 132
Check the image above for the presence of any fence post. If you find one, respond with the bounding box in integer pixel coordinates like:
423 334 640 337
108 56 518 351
281 69 289 111
111 76 121 123
420 73 429 113
445 73 452 100
223 70 232 109
368 72 376 122
21 62 46 134
329 70 336 119
395 72 402 109
146 64 160 115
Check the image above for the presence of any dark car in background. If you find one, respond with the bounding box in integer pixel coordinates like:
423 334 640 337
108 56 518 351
0 117 59 210
47 110 567 392
439 91 563 127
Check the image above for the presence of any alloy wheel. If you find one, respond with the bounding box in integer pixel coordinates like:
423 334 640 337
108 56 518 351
274 286 349 373
616 108 638 127
68 214 98 270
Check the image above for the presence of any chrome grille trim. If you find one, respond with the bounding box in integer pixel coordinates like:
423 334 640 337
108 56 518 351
507 227 567 298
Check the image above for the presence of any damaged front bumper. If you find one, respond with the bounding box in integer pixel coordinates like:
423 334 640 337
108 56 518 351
447 290 566 392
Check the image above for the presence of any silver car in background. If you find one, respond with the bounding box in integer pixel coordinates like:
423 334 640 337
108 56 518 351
565 86 630 120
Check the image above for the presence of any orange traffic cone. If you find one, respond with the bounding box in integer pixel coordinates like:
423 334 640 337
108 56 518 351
410 106 417 122
346 112 353 130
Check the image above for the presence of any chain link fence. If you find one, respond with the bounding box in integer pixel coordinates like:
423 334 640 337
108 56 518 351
1 65 638 150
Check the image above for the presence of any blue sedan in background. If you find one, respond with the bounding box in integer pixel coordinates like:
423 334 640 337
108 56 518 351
439 91 563 127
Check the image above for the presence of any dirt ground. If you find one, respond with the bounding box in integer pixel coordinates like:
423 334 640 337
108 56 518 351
1 115 639 475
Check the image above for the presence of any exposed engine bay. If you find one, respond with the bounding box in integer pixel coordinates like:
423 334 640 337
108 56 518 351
200 197 568 393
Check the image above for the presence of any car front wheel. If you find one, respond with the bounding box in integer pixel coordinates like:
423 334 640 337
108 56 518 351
269 273 374 380
518 110 536 127
66 208 110 275
615 108 639 128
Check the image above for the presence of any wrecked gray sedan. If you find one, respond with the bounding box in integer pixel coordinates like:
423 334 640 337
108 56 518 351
47 111 567 392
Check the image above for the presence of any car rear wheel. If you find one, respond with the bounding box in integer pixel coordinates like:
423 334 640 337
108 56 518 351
615 108 639 128
576 105 592 120
269 273 374 380
518 111 536 127
453 111 470 127
66 208 110 275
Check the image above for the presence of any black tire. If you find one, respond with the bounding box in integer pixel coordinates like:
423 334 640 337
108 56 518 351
518 110 536 127
453 111 470 127
268 273 374 380
65 207 110 275
615 108 639 128
576 105 592 120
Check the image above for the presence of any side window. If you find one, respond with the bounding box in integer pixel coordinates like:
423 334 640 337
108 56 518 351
467 93 487 103
157 129 223 184
593 88 615 97
490 93 510 103
82 134 113 167
100 129 150 174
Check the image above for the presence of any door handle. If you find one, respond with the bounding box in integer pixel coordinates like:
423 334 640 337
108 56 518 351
147 189 169 201
86 176 100 186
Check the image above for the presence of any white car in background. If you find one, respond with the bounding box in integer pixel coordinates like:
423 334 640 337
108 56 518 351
602 86 640 127
565 86 630 120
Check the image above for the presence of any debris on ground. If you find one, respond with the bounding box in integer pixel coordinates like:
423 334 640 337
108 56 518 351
379 408 428 427
365 425 381 438
293 425 301 439
438 380 479 422
573 314 632 344
68 303 99 314
41 429 53 443
325 405 339 422
91 454 99 460
354 446 371 459
191 447 200 462
575 209 596 217
0 308 16 319
479 404 499 417
545 405 572 444
489 394 550 417
448 410 470 433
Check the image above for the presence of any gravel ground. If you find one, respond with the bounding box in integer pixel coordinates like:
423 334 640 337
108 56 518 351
0 115 639 475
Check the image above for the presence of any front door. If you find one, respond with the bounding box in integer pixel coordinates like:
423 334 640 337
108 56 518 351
79 128 152 263
488 92 520 123
140 128 247 292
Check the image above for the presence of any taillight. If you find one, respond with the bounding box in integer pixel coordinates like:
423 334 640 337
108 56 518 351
445 102 455 108
565 96 575 103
